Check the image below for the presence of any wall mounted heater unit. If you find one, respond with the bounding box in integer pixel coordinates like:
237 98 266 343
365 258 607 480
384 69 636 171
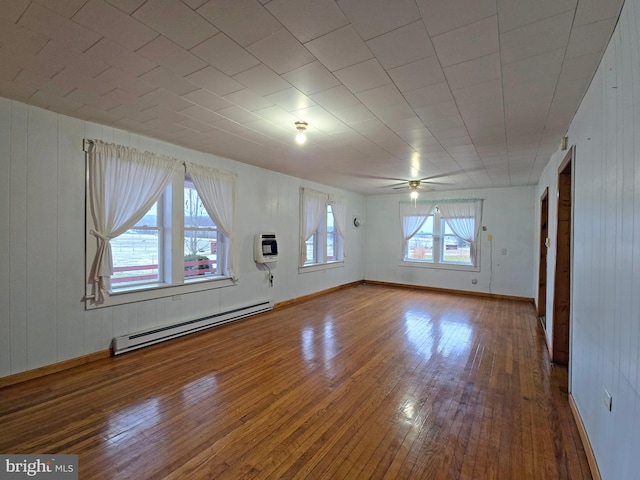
112 300 272 355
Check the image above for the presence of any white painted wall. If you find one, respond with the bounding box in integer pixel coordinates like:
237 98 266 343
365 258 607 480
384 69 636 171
364 187 536 298
0 98 365 377
536 0 640 477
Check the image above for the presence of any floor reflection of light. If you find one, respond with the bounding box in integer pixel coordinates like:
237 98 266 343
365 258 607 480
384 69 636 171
302 327 315 363
405 310 473 359
181 376 217 405
323 320 337 369
106 397 160 441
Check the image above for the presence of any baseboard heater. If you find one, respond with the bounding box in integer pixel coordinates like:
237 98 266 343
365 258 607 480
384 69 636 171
112 300 272 355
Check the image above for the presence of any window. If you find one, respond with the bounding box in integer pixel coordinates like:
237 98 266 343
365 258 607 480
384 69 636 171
304 204 343 265
85 140 236 307
401 199 482 270
184 176 218 280
300 188 346 269
111 201 162 286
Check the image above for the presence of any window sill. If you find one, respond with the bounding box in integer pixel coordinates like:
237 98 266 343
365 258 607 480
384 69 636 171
399 260 479 272
86 276 235 309
298 261 344 274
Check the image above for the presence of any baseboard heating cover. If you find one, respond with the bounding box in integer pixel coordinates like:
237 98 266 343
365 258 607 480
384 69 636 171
112 300 272 355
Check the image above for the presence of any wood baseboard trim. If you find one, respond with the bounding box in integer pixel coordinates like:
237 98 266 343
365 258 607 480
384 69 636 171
0 350 112 389
569 393 601 480
274 281 362 310
362 280 534 303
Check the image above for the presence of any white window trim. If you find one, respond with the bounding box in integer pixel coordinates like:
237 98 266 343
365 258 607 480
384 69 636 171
399 199 482 273
299 188 345 270
84 142 235 310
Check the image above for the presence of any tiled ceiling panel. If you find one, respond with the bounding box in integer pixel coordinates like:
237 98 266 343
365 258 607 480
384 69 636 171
0 0 624 194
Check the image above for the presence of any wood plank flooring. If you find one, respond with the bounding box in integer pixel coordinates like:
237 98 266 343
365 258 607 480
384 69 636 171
0 284 591 479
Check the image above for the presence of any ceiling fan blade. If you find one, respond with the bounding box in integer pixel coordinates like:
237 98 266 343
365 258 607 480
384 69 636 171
419 166 485 182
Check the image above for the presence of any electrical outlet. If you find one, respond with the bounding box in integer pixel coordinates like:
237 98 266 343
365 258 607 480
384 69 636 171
487 234 492 241
603 389 612 412
501 248 507 255
471 278 478 284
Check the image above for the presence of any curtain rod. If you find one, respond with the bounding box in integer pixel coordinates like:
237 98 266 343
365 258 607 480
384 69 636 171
400 198 483 205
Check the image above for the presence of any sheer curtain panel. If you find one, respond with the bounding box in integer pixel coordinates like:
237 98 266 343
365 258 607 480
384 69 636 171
438 199 483 266
399 201 436 258
300 188 328 266
87 140 179 304
186 163 238 280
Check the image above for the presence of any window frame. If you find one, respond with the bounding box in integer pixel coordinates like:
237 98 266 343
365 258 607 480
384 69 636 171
299 189 345 273
400 202 481 273
85 164 234 310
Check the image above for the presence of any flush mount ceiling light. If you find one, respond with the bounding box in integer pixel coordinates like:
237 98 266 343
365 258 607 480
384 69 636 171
295 121 308 145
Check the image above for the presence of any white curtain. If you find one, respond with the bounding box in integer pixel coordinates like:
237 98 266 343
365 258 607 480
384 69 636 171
300 188 328 266
438 199 483 266
87 140 179 303
329 194 347 244
186 163 238 280
399 201 436 258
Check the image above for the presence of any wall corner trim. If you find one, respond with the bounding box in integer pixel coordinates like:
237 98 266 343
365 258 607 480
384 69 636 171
569 393 601 480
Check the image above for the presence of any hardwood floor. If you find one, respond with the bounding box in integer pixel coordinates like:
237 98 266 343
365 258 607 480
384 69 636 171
0 284 591 479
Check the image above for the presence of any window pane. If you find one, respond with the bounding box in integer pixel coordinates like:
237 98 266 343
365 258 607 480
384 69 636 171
442 222 471 264
327 205 335 261
111 203 160 286
184 179 217 278
305 234 315 264
406 215 434 261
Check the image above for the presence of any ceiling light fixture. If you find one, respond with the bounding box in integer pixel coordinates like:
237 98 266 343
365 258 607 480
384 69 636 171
295 121 308 145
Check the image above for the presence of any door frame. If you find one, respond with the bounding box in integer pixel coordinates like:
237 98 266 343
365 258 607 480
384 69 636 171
552 147 573 365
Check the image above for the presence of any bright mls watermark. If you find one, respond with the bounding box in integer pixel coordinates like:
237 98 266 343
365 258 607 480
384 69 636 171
0 455 77 479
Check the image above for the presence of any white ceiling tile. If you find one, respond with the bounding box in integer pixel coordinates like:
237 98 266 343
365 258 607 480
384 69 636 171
500 12 574 65
182 0 208 9
265 0 349 43
334 59 391 94
72 0 159 50
573 0 624 27
252 105 298 127
86 37 157 77
559 51 602 81
36 40 110 78
417 0 496 37
0 0 29 22
179 104 224 125
136 36 207 77
233 64 291 96
196 0 281 47
432 15 499 67
304 25 373 72
247 29 315 75
389 56 445 92
282 61 341 95
184 67 244 96
403 82 454 108
215 105 260 124
332 104 375 124
190 33 260 76
502 48 565 86
182 89 234 112
369 102 416 123
133 0 217 49
95 66 156 96
264 87 316 112
356 84 406 110
452 79 503 106
139 66 200 96
497 0 576 33
565 18 617 59
105 0 147 15
14 69 75 97
415 101 460 123
29 89 83 112
310 85 360 111
53 68 113 96
0 17 49 55
337 0 421 41
292 105 350 134
443 53 501 91
19 2 102 52
33 0 87 18
366 20 434 70
222 88 274 111
140 88 193 111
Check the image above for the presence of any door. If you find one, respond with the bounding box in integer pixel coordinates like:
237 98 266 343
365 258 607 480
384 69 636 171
552 149 572 365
